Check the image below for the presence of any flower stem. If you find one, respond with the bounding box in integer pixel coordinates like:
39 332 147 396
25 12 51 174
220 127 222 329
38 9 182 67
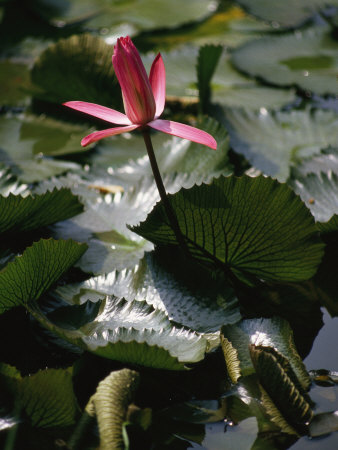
142 129 187 251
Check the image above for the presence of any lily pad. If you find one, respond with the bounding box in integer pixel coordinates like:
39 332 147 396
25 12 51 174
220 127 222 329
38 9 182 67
224 108 338 181
235 0 338 28
0 115 81 183
0 364 79 428
232 27 338 96
0 188 83 235
38 0 218 32
0 239 87 314
221 317 311 387
133 175 324 283
31 33 122 107
291 172 338 223
53 251 240 334
0 60 31 106
28 295 209 370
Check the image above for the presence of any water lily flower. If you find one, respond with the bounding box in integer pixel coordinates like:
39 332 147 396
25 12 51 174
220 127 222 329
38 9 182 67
63 36 217 150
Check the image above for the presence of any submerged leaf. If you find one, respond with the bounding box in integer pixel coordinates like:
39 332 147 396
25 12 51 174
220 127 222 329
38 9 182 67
133 175 324 283
0 239 87 313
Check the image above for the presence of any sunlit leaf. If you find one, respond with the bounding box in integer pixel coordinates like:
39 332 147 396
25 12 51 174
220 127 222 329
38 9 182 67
221 317 311 387
133 175 324 283
0 239 87 313
53 251 240 334
232 27 338 95
224 108 338 181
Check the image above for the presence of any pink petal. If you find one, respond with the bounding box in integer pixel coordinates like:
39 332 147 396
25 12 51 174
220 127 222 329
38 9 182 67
63 101 131 125
148 119 217 150
112 37 155 124
149 53 166 118
81 124 140 147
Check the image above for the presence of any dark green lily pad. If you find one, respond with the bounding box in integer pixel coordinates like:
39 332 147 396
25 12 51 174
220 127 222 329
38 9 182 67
0 239 87 314
0 363 79 428
31 33 122 107
224 108 338 181
133 175 324 283
0 188 83 235
232 27 338 95
0 60 31 106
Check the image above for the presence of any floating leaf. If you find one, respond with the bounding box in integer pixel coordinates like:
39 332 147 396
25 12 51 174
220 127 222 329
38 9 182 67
133 175 324 283
0 165 28 197
0 60 31 106
0 239 87 313
221 317 311 387
0 188 83 235
234 0 338 28
0 363 79 428
41 0 217 32
291 172 338 225
232 27 338 95
53 251 240 334
224 108 338 181
0 115 81 183
31 33 121 107
27 296 208 370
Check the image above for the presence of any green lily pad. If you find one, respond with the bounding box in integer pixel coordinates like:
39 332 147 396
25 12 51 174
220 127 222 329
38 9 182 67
136 5 271 51
0 363 79 428
0 239 87 314
232 27 338 95
31 33 122 107
0 115 81 183
309 411 338 437
221 317 311 387
235 0 338 28
0 60 31 106
224 108 338 181
198 46 296 110
37 0 218 32
133 175 324 283
0 188 83 235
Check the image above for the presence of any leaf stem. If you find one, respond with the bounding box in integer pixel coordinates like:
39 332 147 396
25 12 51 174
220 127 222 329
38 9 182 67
142 129 187 252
